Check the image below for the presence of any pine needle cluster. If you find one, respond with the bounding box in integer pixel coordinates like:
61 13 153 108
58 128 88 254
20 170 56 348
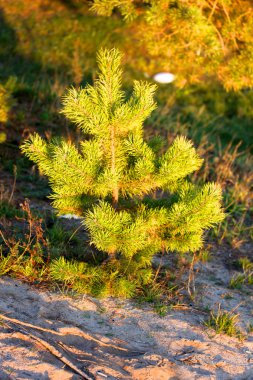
22 48 224 297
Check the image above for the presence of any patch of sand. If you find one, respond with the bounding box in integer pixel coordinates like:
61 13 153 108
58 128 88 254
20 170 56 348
0 246 253 379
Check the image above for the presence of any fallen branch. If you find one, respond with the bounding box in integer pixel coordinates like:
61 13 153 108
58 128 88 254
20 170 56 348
0 313 128 351
1 318 94 380
25 331 94 380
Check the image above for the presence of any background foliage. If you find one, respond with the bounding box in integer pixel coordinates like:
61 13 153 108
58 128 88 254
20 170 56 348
91 0 253 90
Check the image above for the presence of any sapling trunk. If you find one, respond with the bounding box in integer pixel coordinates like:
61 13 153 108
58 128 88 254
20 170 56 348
110 123 118 208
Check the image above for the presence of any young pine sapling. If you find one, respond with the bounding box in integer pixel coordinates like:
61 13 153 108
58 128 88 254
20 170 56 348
22 48 224 297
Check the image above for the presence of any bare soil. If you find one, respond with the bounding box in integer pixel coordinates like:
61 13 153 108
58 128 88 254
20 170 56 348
0 246 253 380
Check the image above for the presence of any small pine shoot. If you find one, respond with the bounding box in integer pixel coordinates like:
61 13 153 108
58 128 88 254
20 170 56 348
22 48 224 297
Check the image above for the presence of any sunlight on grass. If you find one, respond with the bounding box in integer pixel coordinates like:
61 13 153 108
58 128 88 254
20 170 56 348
204 305 243 339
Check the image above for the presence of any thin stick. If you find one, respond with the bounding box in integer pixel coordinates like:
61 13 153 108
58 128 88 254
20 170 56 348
30 333 94 379
1 319 94 380
187 253 196 298
208 0 218 22
67 223 83 243
0 313 128 351
8 165 17 204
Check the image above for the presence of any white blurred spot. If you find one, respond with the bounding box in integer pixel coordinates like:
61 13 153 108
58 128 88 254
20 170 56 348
153 72 175 83
60 214 83 220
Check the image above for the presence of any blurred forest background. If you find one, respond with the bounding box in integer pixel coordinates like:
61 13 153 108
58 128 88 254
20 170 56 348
0 0 252 288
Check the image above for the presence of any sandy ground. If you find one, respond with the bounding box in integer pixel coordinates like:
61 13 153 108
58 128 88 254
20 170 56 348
0 248 253 380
